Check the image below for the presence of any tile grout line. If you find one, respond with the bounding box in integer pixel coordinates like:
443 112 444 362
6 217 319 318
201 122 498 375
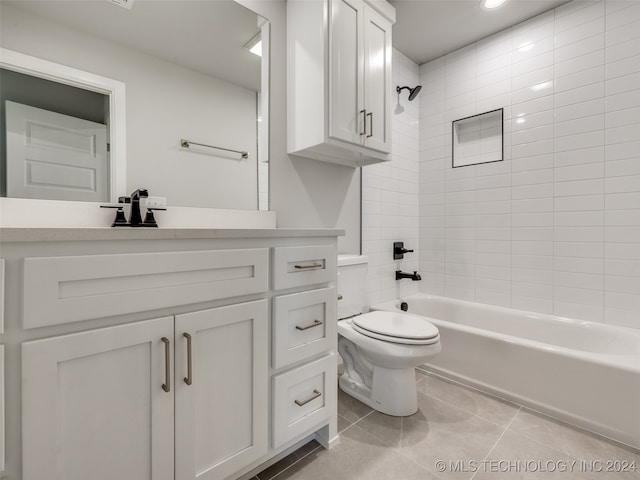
502 405 640 459
469 405 522 480
417 370 522 429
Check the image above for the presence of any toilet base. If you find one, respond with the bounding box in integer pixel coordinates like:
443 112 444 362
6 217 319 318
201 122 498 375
339 366 418 416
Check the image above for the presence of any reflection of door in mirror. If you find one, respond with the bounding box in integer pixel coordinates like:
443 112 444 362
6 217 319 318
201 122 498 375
0 0 269 211
2 72 111 201
6 101 108 202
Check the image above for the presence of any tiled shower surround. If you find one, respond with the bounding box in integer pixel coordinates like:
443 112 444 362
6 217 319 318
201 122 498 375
362 49 421 305
417 0 640 328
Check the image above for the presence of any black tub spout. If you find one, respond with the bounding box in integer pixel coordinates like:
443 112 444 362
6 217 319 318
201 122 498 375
396 270 421 281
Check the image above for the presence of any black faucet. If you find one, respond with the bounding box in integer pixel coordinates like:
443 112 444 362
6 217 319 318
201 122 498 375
129 188 149 226
396 270 421 281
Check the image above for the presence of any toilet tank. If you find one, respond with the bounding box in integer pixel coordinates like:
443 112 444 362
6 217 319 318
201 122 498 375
337 255 368 319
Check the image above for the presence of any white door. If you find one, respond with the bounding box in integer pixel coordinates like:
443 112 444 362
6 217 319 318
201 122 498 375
363 6 392 153
175 300 268 480
22 317 175 480
5 101 109 201
329 0 365 146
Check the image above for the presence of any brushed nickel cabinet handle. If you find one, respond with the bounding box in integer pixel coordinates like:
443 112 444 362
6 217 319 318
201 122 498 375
366 112 373 138
294 263 323 270
295 389 322 406
360 109 367 136
183 333 193 386
161 337 171 393
295 319 323 331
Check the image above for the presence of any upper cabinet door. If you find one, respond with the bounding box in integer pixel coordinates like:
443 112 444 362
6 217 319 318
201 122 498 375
174 300 268 480
363 6 392 153
288 0 395 167
22 317 175 480
329 0 365 146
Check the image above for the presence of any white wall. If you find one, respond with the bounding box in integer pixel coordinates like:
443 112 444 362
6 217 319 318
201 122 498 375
240 0 360 253
362 49 421 306
1 3 258 210
419 0 640 329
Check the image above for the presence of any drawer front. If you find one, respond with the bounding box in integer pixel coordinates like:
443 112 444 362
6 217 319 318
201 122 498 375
23 249 269 329
272 245 336 290
272 354 337 449
273 287 336 370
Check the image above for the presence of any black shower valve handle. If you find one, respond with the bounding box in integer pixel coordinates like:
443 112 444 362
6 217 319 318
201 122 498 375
393 241 415 260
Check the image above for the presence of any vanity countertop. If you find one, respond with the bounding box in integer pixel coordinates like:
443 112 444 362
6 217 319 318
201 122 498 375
0 227 345 243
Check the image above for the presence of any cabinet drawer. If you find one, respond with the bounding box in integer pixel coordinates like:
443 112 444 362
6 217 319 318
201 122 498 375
22 248 269 329
272 354 337 449
272 245 336 290
273 287 336 370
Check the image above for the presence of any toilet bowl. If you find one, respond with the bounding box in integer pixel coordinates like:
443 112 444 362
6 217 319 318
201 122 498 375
337 255 441 416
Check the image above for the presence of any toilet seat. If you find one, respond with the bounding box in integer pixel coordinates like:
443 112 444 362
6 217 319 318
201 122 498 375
351 311 440 345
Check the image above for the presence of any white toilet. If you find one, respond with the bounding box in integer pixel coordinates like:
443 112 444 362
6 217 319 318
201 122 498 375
337 255 441 416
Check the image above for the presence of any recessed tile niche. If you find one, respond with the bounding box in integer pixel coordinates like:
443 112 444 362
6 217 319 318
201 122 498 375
452 108 503 168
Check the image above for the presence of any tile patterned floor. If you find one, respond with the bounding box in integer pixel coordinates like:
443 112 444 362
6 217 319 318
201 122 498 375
253 368 640 480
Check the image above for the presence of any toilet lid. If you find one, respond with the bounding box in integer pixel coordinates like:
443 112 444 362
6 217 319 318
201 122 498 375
352 311 439 345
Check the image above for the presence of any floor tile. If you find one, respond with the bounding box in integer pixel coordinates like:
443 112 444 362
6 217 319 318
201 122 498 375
337 388 374 423
508 409 640 465
271 424 439 480
418 373 520 428
359 392 505 480
478 428 639 480
474 429 585 479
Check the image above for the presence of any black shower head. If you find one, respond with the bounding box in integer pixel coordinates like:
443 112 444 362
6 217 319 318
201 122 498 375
396 85 422 102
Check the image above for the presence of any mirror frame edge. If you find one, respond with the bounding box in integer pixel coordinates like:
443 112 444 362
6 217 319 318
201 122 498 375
0 47 127 202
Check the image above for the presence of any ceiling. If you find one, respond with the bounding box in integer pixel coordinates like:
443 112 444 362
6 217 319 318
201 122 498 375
390 0 570 65
4 1 262 91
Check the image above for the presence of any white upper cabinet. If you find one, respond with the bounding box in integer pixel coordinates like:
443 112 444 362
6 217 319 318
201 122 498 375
288 0 394 168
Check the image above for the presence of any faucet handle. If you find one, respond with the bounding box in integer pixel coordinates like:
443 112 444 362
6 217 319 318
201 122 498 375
100 205 130 227
142 207 166 228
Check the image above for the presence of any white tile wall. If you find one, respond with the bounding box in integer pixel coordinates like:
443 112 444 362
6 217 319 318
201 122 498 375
418 0 640 329
362 49 421 306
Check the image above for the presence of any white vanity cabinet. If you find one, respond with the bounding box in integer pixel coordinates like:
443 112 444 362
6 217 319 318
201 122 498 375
288 0 394 167
22 317 176 480
174 301 268 480
22 301 268 480
0 228 340 480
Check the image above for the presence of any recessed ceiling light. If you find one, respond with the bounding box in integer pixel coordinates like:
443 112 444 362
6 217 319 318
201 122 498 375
481 0 509 10
106 0 134 10
244 32 262 57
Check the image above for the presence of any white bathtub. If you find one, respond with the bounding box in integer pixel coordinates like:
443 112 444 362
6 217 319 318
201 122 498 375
373 294 640 450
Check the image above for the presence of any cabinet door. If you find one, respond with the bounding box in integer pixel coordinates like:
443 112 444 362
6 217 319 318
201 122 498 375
363 5 392 153
22 317 175 480
329 0 365 146
175 300 268 480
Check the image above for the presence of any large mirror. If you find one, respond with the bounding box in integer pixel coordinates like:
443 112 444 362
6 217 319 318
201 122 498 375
0 0 269 211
